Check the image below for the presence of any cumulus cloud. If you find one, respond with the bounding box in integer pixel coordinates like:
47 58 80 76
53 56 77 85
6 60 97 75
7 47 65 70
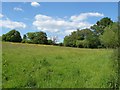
64 29 76 35
70 12 104 22
0 19 26 29
0 13 4 18
31 2 40 7
33 14 92 33
13 7 23 11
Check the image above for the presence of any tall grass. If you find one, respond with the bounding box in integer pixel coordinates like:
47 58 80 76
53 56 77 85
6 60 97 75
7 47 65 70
2 42 117 88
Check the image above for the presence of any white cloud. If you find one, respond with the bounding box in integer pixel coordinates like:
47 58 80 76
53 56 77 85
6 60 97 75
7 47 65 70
33 14 92 33
0 19 26 29
33 12 104 42
0 13 4 18
65 29 76 35
14 7 23 11
70 12 104 22
31 2 40 7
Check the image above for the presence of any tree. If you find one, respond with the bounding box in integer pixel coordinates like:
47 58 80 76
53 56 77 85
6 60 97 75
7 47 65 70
2 34 6 41
100 22 118 48
91 17 113 35
27 31 48 44
63 28 98 48
86 34 100 48
76 40 83 48
47 39 54 45
58 42 63 46
64 36 73 47
2 30 22 42
76 40 89 48
23 34 27 40
71 30 83 40
22 34 27 43
27 32 35 40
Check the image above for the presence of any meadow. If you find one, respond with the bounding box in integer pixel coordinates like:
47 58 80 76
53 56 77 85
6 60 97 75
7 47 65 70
2 42 118 88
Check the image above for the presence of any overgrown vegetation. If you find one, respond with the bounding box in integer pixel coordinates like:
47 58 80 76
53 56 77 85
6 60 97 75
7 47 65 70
64 17 118 48
2 42 118 88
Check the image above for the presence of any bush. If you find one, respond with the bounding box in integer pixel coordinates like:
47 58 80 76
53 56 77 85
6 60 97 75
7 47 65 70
2 30 22 42
58 43 63 46
47 40 54 45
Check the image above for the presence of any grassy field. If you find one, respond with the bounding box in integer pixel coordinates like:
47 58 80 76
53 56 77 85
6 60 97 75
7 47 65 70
2 42 118 88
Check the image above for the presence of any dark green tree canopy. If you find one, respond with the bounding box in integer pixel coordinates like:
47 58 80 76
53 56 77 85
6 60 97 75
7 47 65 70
48 39 54 45
91 17 113 35
2 30 22 42
63 17 116 48
64 28 98 48
26 31 48 44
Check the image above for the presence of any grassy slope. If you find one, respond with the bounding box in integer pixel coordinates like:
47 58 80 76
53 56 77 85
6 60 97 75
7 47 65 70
2 42 117 88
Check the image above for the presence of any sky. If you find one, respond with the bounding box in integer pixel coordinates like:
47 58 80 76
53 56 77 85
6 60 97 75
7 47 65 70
0 2 118 42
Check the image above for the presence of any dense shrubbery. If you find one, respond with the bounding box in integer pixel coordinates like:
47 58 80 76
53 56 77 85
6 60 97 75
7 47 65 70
64 28 101 48
64 17 118 48
2 17 119 48
100 22 119 48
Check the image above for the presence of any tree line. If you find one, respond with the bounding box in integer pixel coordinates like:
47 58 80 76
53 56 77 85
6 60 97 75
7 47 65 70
2 17 119 48
2 30 56 45
64 17 119 48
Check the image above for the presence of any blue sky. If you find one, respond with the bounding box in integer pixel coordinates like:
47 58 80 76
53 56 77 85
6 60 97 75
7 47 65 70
1 2 118 42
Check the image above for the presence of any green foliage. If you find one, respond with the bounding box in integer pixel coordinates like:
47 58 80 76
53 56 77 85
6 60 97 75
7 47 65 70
58 43 63 46
64 28 100 48
91 17 113 35
86 34 101 48
23 34 27 40
64 36 74 47
78 29 93 40
47 39 54 45
76 40 89 48
2 34 6 41
27 31 48 44
76 40 83 48
64 29 92 47
63 17 116 48
22 34 27 43
2 30 22 42
97 17 113 29
100 22 118 48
